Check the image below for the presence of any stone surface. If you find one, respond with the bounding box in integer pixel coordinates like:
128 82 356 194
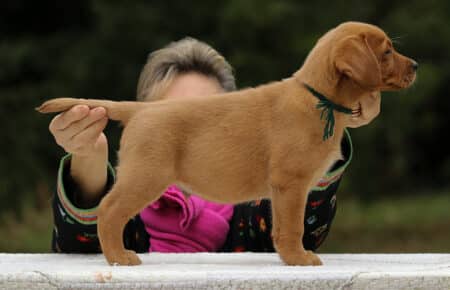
0 253 449 289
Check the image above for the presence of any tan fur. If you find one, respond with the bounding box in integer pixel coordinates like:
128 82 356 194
37 22 416 266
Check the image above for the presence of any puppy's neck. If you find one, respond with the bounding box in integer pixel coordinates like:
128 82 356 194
294 70 364 108
288 73 355 141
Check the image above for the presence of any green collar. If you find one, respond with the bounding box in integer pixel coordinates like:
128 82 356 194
303 83 353 141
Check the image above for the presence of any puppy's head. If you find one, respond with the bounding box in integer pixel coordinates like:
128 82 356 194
329 22 417 91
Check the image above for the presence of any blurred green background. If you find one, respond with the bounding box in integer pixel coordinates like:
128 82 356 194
0 0 449 253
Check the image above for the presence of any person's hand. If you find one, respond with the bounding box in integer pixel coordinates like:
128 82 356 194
49 105 108 156
347 91 381 128
49 104 109 201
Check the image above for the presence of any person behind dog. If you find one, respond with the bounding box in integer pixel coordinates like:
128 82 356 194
48 37 380 253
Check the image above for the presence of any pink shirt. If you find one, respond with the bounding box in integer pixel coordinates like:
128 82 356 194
139 185 234 252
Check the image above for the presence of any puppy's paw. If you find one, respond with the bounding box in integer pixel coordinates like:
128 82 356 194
281 250 322 266
304 250 323 266
106 249 142 266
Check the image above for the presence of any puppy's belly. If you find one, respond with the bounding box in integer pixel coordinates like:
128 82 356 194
176 172 271 203
176 155 271 204
177 180 271 204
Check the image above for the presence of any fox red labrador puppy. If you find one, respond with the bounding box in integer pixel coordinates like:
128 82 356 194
38 22 417 266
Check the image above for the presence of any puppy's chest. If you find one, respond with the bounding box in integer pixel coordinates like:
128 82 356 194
311 145 343 184
323 148 343 172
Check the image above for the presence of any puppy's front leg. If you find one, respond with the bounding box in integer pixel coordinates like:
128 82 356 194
271 181 322 266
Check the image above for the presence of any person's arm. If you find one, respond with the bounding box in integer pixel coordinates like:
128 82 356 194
70 150 108 207
48 105 149 253
301 129 352 250
51 154 150 253
51 154 113 253
48 105 109 206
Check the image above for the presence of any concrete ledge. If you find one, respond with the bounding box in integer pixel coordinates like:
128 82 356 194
0 253 449 289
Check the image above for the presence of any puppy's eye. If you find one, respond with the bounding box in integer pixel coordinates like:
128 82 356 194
384 49 392 55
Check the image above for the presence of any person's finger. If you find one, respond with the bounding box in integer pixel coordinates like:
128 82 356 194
52 107 106 146
70 117 109 149
61 107 107 140
50 105 90 131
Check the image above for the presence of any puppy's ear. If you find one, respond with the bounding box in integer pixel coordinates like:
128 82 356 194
333 35 382 89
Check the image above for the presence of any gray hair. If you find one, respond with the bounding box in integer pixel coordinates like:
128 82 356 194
136 37 236 101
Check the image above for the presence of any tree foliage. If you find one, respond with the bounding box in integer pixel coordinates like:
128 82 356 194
1 0 449 215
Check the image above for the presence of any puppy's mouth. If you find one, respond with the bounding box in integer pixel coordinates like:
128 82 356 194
384 73 416 90
405 72 417 87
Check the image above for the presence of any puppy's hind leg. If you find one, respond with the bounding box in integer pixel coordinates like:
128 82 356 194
97 162 173 266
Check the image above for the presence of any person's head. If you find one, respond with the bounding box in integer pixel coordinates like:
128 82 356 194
136 37 236 101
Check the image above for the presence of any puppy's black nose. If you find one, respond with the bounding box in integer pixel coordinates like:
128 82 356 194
411 61 419 71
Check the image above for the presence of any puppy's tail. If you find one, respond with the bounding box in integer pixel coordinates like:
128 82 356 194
36 98 145 124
